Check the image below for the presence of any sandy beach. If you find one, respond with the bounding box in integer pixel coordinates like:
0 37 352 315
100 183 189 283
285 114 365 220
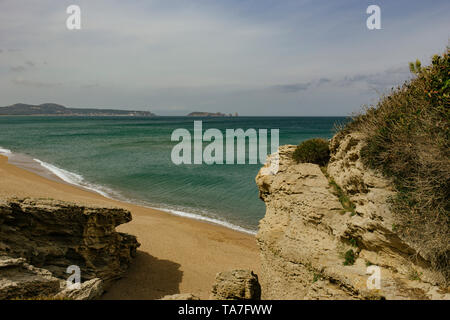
0 155 260 299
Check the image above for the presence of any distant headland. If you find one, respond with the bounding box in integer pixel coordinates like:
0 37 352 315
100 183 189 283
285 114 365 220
187 112 238 117
0 103 155 116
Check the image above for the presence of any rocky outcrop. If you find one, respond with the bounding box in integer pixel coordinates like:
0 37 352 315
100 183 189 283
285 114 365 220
210 270 261 300
0 255 105 300
0 256 61 300
255 134 449 300
55 278 104 300
160 293 201 300
0 198 139 299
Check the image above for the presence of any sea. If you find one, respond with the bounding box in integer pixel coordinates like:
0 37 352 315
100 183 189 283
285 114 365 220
0 116 346 234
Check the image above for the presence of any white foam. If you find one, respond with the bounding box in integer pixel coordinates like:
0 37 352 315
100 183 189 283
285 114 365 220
0 147 12 156
5 151 257 235
33 158 116 199
147 206 257 235
30 158 256 234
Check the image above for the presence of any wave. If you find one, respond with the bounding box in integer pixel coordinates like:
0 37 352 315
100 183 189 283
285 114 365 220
0 147 12 155
149 207 257 235
28 155 256 235
32 158 118 199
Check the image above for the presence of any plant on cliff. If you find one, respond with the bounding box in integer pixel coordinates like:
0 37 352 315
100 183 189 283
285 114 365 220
321 167 356 215
293 138 330 166
343 249 356 266
341 47 450 281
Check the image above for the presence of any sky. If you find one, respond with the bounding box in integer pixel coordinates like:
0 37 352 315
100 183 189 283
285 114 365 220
0 0 449 116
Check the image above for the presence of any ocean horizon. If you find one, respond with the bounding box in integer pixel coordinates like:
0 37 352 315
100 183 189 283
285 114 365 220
0 116 347 233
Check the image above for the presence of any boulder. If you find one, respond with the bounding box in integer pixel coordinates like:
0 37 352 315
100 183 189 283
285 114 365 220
55 278 104 300
0 198 140 300
210 270 261 300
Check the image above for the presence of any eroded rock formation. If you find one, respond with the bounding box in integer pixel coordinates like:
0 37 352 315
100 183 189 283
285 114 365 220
0 198 139 299
210 269 261 300
255 133 449 300
0 256 61 300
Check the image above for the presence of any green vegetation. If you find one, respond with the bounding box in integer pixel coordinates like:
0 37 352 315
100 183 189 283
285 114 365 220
321 167 357 215
409 59 422 74
340 47 449 281
366 261 374 267
349 238 358 248
343 249 356 266
293 138 330 166
408 269 422 281
312 272 324 283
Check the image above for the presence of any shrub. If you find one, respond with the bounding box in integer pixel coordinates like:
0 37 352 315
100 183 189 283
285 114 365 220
343 249 356 266
293 138 330 166
340 47 450 282
408 269 422 281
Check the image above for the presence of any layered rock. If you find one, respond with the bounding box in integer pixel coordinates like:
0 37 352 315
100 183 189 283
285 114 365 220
210 270 261 300
255 135 449 300
0 256 60 300
0 198 139 299
54 278 104 300
160 293 201 300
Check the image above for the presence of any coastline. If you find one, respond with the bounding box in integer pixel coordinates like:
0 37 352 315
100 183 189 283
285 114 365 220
1 147 256 235
0 153 260 299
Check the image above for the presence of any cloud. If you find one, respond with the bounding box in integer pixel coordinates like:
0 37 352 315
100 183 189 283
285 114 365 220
12 78 61 88
269 78 333 93
10 65 27 72
271 82 312 93
336 66 412 92
80 83 101 89
9 60 37 72
317 78 331 86
266 67 412 97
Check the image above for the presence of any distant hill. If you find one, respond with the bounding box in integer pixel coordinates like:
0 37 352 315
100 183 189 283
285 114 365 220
0 103 155 116
187 112 238 117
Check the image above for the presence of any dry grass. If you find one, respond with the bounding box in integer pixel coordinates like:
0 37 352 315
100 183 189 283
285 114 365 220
340 48 450 283
293 138 330 166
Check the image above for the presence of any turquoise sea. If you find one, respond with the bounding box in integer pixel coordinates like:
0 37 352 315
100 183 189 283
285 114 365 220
0 116 345 233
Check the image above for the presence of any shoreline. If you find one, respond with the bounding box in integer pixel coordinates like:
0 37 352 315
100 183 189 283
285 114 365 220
0 153 260 299
0 147 256 235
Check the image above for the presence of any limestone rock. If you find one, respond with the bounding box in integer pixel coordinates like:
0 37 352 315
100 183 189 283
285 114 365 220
210 270 261 300
255 138 449 300
160 293 201 300
0 198 140 300
0 256 61 300
55 278 104 300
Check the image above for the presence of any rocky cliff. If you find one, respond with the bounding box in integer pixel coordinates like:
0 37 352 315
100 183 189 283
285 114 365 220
0 198 139 299
255 133 449 300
